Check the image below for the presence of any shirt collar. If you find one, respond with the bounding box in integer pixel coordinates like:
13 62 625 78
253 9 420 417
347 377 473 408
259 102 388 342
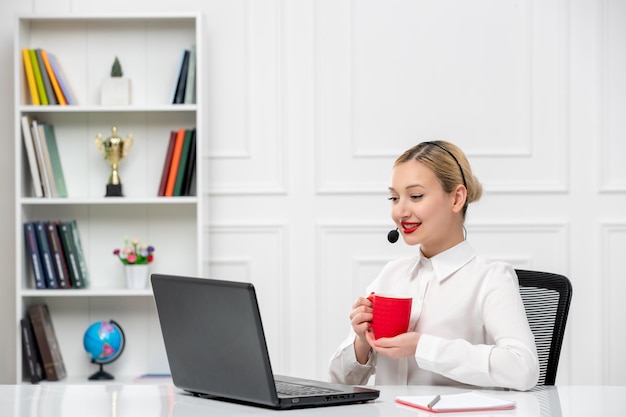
408 241 476 283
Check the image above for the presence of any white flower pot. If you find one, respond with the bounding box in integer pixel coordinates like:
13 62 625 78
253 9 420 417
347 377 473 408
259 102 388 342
101 77 131 105
124 264 149 289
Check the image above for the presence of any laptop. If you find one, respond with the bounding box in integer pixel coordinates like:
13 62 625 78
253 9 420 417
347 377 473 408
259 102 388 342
151 274 380 409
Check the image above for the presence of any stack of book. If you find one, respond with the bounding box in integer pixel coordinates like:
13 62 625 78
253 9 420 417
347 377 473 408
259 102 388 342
21 303 66 383
22 48 76 106
21 116 67 198
23 220 89 290
171 45 196 104
158 128 196 196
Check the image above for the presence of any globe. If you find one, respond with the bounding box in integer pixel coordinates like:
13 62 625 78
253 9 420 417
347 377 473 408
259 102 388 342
83 320 125 380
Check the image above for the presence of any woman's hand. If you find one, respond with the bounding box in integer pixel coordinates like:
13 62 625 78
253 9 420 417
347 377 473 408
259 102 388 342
365 330 421 360
349 295 374 364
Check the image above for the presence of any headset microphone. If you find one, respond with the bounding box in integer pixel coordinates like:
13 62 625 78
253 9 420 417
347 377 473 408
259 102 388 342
387 228 399 243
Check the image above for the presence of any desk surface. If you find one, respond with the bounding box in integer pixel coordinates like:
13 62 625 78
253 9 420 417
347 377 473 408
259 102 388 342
0 383 623 417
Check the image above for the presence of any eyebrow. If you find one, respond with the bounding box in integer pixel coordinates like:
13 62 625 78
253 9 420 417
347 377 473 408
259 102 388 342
388 184 425 192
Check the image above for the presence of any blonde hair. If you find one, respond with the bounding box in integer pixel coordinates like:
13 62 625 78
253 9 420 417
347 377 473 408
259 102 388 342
394 140 483 216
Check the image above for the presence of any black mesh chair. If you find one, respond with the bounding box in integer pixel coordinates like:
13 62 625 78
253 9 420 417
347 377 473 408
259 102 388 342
515 269 573 386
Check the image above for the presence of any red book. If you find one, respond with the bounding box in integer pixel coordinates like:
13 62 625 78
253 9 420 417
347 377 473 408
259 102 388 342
157 131 177 196
165 129 186 197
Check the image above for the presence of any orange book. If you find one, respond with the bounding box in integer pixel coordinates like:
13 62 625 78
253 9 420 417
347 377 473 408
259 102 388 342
22 49 40 105
41 50 67 105
164 129 186 196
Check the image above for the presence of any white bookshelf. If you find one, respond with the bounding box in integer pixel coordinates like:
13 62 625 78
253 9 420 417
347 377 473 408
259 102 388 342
13 14 203 383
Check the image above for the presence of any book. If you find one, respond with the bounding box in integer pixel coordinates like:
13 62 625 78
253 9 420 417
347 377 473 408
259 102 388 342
157 131 177 196
22 49 40 105
165 128 186 196
57 221 86 289
45 221 71 289
34 221 58 289
20 317 44 383
173 128 194 196
29 49 48 105
41 49 67 105
172 49 190 104
171 49 188 104
23 222 46 289
69 220 90 288
35 49 58 105
396 392 516 413
181 128 196 196
35 121 58 197
27 304 66 381
42 123 68 197
30 119 53 197
20 115 44 197
47 52 76 105
183 44 196 104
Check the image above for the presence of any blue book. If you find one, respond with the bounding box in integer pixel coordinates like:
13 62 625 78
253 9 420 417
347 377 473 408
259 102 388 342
35 221 58 289
23 222 46 289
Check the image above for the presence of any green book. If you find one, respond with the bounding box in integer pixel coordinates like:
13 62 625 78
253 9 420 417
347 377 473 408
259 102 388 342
173 129 194 196
57 221 85 289
69 220 89 288
42 123 67 197
29 49 48 105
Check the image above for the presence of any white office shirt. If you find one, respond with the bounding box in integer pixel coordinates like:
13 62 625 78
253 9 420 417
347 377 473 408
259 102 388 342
329 241 539 391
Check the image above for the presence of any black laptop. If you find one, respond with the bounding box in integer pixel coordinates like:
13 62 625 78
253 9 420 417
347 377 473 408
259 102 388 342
151 274 379 409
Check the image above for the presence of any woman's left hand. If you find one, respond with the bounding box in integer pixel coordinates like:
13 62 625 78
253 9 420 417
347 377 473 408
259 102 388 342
365 329 421 360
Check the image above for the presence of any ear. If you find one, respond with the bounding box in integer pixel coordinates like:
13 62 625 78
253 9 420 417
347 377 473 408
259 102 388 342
451 185 467 213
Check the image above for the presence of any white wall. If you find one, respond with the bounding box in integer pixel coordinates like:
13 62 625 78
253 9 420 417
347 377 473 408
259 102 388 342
1 0 625 386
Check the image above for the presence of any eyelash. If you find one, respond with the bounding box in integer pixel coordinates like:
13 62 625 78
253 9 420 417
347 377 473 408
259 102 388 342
387 194 424 202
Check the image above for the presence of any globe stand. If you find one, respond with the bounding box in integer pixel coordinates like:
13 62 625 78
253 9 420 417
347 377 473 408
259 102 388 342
88 362 115 380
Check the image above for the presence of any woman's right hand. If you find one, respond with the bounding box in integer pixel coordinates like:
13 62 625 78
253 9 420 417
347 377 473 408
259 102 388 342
349 294 374 363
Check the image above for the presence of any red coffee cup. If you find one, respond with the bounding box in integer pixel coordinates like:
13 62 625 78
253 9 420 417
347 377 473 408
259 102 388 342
368 294 412 339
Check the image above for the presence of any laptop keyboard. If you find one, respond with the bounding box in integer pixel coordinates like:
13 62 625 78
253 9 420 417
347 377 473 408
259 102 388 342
275 380 339 396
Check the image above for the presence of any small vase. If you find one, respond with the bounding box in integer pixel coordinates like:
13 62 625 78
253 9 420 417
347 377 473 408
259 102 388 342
124 264 149 289
101 77 131 105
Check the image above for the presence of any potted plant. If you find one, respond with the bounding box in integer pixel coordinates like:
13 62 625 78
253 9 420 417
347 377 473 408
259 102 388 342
113 237 155 289
101 56 131 105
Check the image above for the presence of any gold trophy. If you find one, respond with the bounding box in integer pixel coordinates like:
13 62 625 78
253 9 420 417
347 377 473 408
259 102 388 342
95 126 133 197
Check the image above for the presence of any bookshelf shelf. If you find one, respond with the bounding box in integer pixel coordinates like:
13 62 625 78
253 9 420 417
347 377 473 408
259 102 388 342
14 14 203 384
20 197 199 206
21 289 154 298
19 105 198 113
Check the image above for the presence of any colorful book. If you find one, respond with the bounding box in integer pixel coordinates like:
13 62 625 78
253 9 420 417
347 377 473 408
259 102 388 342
158 131 177 196
41 49 67 105
22 49 40 105
30 119 53 197
27 304 66 381
20 115 44 198
35 49 58 105
47 53 76 105
29 49 48 105
183 45 196 104
70 220 90 288
42 123 68 197
173 128 194 196
182 129 197 196
165 128 186 196
21 317 44 383
57 221 86 289
23 222 46 289
173 49 190 104
45 221 71 289
34 221 58 289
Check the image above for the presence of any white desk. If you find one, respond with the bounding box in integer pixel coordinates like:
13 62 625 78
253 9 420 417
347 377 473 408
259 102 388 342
0 384 623 416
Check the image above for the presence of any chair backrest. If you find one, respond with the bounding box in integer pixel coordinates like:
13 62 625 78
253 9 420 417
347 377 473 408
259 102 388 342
515 269 572 386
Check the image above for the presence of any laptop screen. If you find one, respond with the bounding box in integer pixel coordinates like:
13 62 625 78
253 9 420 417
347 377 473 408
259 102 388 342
152 275 279 406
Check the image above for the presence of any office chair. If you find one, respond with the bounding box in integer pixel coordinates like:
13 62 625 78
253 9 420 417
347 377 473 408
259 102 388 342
515 269 573 386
